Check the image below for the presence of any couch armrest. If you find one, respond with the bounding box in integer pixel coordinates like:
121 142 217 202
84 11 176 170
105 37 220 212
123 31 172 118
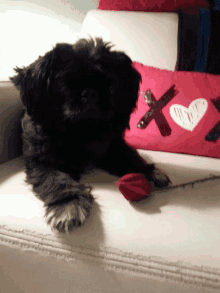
0 81 24 164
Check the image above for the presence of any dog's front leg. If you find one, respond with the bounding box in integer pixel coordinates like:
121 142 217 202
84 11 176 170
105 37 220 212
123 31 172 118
97 138 171 188
25 162 93 233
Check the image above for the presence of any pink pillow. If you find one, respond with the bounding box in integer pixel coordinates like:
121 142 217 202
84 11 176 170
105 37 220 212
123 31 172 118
98 0 209 12
124 62 220 159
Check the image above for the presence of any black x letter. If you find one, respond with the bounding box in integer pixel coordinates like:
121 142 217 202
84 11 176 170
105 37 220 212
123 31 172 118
205 97 220 142
137 85 178 137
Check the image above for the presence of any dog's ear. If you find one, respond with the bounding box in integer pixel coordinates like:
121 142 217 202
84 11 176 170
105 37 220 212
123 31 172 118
10 44 74 117
10 66 33 114
10 67 26 88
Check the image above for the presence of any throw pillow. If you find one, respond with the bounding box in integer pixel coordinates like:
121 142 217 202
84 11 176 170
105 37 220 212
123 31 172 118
124 62 220 159
98 0 209 12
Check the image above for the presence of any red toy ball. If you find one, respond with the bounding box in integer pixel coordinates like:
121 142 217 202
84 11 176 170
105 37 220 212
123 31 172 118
115 173 152 202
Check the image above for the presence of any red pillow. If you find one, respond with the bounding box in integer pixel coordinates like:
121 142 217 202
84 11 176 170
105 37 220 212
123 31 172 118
124 62 220 159
98 0 209 12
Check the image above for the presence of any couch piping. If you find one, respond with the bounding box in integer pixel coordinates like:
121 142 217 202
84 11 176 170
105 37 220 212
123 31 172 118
0 225 220 290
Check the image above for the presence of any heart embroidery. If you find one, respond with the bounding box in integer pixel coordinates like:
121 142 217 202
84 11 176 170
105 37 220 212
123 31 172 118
170 99 208 131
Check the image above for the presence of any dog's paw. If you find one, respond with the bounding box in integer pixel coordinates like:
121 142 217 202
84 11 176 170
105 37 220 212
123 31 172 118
45 193 94 233
150 168 171 188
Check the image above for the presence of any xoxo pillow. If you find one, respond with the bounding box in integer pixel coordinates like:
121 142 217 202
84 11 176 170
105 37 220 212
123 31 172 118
124 62 220 159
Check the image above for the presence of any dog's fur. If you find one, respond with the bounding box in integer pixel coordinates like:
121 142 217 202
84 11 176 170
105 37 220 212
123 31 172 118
11 38 170 233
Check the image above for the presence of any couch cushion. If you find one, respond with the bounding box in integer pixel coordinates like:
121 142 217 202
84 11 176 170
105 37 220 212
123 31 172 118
124 62 220 158
1 155 220 262
1 155 220 292
80 10 178 70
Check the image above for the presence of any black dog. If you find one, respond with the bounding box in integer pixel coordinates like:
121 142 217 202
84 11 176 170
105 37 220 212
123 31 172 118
11 38 170 233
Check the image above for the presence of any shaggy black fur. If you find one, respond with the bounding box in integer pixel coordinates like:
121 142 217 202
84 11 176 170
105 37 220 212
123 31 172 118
11 38 170 233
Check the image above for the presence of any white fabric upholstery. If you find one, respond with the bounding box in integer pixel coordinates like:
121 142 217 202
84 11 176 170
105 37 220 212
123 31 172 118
1 9 220 293
1 155 220 292
80 10 178 70
0 82 23 164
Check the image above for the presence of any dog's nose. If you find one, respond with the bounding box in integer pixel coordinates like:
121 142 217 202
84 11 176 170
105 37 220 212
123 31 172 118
81 89 98 101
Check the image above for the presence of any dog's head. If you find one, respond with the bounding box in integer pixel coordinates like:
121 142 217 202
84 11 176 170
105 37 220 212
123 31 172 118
11 38 141 131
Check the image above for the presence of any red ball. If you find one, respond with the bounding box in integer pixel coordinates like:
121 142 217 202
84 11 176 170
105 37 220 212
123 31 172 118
115 173 152 202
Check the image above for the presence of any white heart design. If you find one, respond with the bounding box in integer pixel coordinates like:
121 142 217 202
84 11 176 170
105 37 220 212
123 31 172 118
170 99 208 131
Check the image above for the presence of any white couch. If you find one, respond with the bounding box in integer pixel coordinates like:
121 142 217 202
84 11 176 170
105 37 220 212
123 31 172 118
1 9 220 293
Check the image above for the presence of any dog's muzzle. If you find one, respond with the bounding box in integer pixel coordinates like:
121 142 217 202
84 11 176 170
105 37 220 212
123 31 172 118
81 89 99 101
